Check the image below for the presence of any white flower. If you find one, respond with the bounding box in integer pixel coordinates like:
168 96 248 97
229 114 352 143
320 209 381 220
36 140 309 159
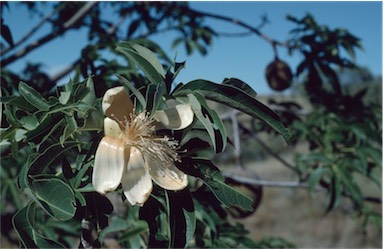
92 86 194 206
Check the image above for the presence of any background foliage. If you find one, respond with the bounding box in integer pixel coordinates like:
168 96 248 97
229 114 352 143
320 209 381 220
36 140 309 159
1 2 381 248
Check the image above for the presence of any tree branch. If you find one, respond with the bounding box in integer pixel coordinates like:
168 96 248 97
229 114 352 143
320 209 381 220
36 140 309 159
1 2 97 67
219 109 299 173
185 6 291 48
222 171 382 204
222 171 318 190
1 5 60 56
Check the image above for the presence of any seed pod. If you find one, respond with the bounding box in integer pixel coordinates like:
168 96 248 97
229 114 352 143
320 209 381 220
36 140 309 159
265 59 293 91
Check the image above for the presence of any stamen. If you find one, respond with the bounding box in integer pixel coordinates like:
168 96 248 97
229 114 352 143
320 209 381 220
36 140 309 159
121 111 181 165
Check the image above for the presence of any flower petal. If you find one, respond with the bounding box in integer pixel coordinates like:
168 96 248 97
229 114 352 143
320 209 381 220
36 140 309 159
92 136 128 194
121 147 153 206
102 86 134 125
104 117 122 138
154 104 194 130
145 155 188 190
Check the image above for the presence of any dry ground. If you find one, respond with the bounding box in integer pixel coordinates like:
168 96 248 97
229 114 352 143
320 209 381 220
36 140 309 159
224 143 382 248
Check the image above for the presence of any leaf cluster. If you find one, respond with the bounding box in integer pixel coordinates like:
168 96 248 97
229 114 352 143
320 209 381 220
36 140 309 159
1 42 291 248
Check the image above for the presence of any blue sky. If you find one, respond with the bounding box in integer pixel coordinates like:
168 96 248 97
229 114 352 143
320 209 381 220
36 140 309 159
2 1 382 94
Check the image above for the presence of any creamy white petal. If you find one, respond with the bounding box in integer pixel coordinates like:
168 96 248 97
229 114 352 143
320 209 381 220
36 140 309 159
104 117 122 138
92 136 128 194
122 147 153 206
102 86 134 126
154 104 194 130
144 155 188 190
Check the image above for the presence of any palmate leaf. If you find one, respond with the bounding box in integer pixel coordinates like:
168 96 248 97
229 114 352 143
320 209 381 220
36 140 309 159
173 79 292 142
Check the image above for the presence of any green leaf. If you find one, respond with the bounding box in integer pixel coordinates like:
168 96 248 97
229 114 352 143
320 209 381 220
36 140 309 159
82 76 97 105
194 162 253 211
222 78 257 97
12 202 66 248
31 177 76 220
308 167 329 194
334 166 363 207
173 79 292 142
146 83 166 117
193 92 227 152
23 113 63 143
185 93 218 153
166 189 195 248
182 92 226 152
19 114 39 131
118 222 148 245
18 81 50 111
117 75 147 111
325 175 341 213
60 115 78 145
139 196 168 248
1 95 36 112
28 142 79 176
58 91 71 105
205 180 254 212
116 42 165 85
99 216 129 242
130 38 172 64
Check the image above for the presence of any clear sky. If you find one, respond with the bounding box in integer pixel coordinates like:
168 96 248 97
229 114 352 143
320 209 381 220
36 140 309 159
2 1 382 94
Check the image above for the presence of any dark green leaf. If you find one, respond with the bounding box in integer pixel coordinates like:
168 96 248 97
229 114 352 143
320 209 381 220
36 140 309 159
325 176 340 213
18 81 50 111
99 216 129 241
117 75 146 112
1 23 14 47
118 221 148 244
308 167 329 194
59 115 78 145
1 95 36 112
127 19 141 37
222 78 257 98
185 93 218 153
334 166 363 207
166 188 195 248
205 180 254 212
146 83 166 117
28 142 79 176
117 42 165 84
31 177 76 220
182 92 227 152
23 113 63 143
12 202 66 248
173 79 292 142
139 196 168 248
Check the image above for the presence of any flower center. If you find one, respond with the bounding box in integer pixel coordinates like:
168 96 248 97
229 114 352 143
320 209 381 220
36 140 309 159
118 112 181 164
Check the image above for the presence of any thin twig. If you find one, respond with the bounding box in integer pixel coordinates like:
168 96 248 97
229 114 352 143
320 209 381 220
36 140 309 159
219 109 299 173
241 123 299 173
223 172 382 204
184 6 291 48
222 171 321 190
1 5 62 56
1 2 97 67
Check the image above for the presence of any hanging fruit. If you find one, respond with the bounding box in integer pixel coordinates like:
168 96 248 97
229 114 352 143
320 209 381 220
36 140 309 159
265 59 293 91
